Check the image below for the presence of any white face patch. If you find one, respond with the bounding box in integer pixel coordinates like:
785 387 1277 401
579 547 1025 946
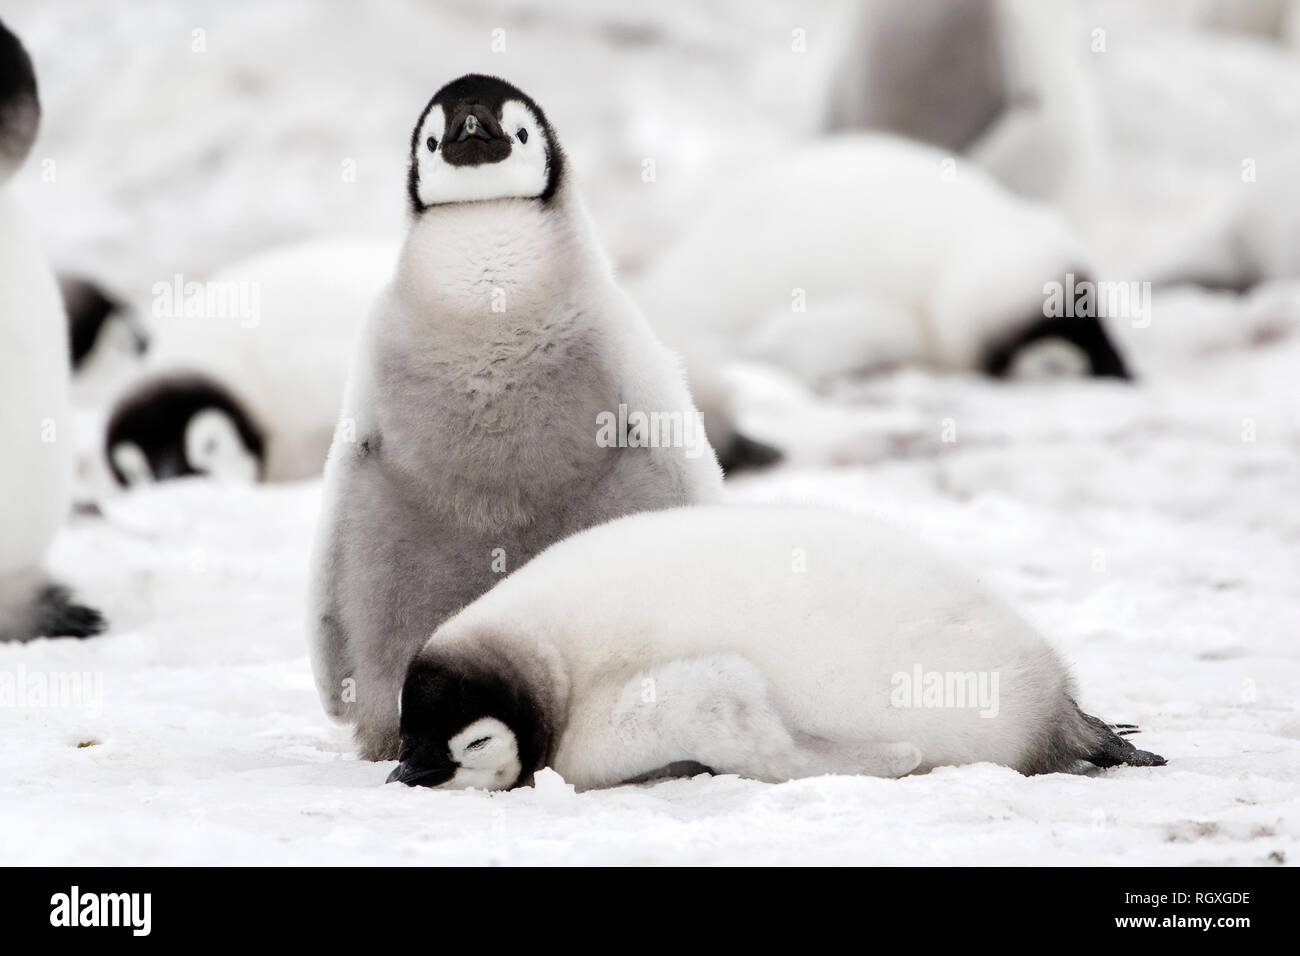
110 441 153 486
184 409 259 482
1009 339 1090 380
413 99 549 207
439 717 521 791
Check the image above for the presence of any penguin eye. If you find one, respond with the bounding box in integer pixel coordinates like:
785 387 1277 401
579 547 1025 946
426 136 438 152
466 737 491 751
516 128 528 144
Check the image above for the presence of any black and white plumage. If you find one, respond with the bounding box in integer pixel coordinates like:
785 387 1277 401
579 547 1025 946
309 74 722 761
389 505 1166 791
60 273 147 373
0 17 103 641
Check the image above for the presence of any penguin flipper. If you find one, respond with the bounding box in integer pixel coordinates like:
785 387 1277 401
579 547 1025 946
840 740 924 778
307 449 365 722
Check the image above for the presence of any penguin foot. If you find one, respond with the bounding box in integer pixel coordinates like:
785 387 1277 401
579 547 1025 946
1080 711 1166 768
33 585 106 639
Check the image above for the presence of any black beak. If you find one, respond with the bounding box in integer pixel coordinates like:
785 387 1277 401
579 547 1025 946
386 759 456 787
440 105 510 167
456 114 488 141
152 448 189 481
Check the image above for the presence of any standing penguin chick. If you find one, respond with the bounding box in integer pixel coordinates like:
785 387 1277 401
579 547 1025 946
310 75 723 760
389 506 1165 790
0 18 104 641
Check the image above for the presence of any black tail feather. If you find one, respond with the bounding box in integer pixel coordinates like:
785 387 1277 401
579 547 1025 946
1081 710 1166 768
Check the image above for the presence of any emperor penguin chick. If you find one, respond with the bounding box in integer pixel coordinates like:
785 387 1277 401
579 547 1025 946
0 17 104 641
390 505 1166 790
309 74 723 760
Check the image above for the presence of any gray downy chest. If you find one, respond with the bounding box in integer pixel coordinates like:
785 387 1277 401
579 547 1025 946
371 303 623 534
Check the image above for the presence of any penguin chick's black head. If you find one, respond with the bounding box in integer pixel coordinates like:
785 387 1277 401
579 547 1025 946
407 73 564 213
983 272 1133 381
388 651 548 790
105 372 265 486
59 273 145 369
0 16 40 178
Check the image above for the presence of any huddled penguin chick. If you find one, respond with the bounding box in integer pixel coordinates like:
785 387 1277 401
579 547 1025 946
634 134 1131 458
310 74 723 761
104 236 397 486
0 17 104 641
639 134 1130 387
389 505 1165 790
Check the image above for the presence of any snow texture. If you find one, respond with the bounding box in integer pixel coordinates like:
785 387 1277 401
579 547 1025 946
1 0 1297 865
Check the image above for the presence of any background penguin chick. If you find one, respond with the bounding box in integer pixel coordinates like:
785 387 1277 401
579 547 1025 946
0 15 104 641
102 236 397 487
104 372 264 485
59 272 148 372
631 133 1132 458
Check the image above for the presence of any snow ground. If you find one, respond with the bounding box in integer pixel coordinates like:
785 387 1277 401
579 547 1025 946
7 329 1299 866
1 0 1298 865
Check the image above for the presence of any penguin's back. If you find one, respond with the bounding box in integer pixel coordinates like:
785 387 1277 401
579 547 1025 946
638 134 1085 363
440 504 1070 767
0 188 72 573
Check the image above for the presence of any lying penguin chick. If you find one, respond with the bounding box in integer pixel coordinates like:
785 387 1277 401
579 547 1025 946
634 134 1130 405
103 236 398 487
105 372 265 484
0 17 104 641
388 505 1165 790
310 74 723 762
